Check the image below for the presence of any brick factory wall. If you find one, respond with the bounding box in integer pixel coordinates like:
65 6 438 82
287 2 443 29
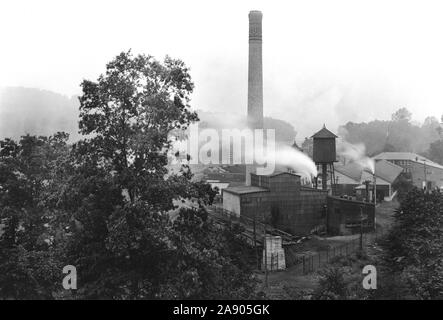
240 192 270 223
240 174 329 236
290 188 328 235
327 196 375 236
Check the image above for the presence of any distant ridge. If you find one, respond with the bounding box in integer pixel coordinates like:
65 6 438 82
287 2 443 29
0 87 80 141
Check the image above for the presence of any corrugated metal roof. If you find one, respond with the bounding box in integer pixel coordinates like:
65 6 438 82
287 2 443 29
334 162 363 182
373 159 403 183
334 159 403 184
223 185 269 195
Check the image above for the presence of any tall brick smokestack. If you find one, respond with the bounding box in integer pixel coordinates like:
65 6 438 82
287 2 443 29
246 10 264 185
247 10 263 129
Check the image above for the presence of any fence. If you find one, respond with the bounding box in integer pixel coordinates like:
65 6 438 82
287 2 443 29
209 204 387 274
287 227 386 275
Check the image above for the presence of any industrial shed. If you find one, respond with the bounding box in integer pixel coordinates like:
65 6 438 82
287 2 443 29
222 172 328 235
334 160 403 201
326 196 375 236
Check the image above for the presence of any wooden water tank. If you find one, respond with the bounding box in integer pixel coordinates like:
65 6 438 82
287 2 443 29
311 125 338 163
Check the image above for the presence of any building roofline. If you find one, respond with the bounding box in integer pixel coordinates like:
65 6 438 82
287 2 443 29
373 152 443 170
334 165 362 182
311 125 338 139
222 186 269 196
250 171 301 178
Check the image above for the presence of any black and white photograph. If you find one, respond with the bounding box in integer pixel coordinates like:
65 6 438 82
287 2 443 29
1 0 443 308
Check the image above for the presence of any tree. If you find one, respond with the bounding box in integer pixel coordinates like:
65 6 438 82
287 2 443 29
50 51 256 299
313 266 348 300
427 140 443 165
385 189 443 299
391 108 412 122
78 50 198 206
0 51 258 300
0 133 69 299
392 172 414 202
437 114 443 138
340 111 440 155
382 143 396 152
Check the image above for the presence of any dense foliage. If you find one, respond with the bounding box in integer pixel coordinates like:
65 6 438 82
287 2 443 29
427 139 443 165
0 51 257 299
392 172 414 202
385 188 443 299
340 108 442 159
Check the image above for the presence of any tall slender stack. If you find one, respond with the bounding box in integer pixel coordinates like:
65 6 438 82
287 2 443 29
246 10 264 185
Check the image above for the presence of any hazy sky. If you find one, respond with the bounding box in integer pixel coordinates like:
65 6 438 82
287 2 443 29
1 0 442 139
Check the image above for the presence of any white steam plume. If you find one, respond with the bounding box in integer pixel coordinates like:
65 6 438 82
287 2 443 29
256 143 318 181
337 140 375 174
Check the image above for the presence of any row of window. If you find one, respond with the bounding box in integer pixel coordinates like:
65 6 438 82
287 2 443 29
392 160 411 167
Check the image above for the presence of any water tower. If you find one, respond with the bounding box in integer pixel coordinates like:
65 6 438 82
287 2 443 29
311 125 338 192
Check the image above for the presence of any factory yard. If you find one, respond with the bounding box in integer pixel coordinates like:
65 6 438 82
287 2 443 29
257 200 398 299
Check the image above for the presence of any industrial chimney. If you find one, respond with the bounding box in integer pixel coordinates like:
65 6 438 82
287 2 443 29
247 10 263 130
246 10 264 185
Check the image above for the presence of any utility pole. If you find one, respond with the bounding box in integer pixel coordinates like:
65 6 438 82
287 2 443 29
373 173 377 205
416 156 428 191
334 176 340 196
359 206 363 251
364 180 370 202
253 199 258 270
263 206 268 288
424 160 427 191
373 173 377 233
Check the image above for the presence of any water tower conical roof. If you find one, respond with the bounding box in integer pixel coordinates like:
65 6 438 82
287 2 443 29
311 125 338 139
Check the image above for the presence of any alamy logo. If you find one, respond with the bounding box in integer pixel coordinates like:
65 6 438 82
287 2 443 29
62 265 77 290
169 124 276 175
362 265 377 290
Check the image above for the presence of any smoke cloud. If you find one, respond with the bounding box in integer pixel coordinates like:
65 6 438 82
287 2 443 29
169 124 317 181
265 143 318 181
337 139 375 174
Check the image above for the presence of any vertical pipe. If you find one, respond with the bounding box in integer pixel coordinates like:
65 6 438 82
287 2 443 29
322 163 327 190
253 204 258 269
373 173 377 205
263 207 268 287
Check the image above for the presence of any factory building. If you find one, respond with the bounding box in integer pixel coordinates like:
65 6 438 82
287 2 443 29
222 172 328 235
373 152 443 190
222 170 377 236
334 159 403 201
219 11 377 238
333 162 362 196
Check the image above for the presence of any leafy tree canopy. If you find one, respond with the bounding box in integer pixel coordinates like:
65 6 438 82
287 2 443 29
0 51 258 300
